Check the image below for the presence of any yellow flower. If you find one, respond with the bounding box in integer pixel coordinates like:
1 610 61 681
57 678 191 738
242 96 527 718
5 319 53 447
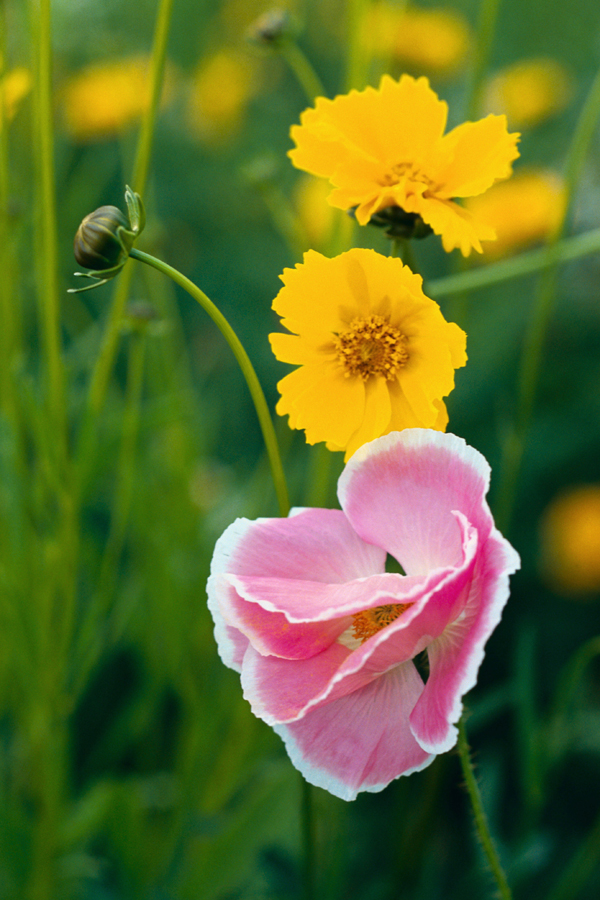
484 58 572 130
366 3 471 75
61 56 173 142
540 486 600 595
187 50 258 143
2 67 31 121
289 74 520 256
269 248 467 460
464 169 565 259
293 174 336 248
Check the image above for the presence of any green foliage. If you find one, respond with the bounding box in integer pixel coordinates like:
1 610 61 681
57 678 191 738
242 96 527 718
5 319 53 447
1 0 600 898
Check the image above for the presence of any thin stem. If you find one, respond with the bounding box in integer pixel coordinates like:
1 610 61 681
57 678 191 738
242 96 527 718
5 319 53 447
465 0 503 120
344 0 370 92
280 40 325 102
301 778 316 900
31 0 65 443
82 0 174 440
495 65 600 534
427 227 600 299
457 716 512 900
129 248 290 517
546 806 600 900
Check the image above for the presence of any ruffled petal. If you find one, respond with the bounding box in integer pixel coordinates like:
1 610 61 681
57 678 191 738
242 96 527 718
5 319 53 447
410 529 521 752
273 662 434 801
338 429 493 573
239 537 473 723
209 508 386 582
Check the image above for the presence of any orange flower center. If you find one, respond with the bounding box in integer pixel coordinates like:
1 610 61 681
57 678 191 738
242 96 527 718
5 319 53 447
351 603 412 643
379 162 435 190
334 315 409 381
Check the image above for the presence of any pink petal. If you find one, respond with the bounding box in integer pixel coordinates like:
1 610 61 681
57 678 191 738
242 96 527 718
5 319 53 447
273 662 434 801
339 429 493 574
239 518 476 722
410 529 521 753
210 508 385 582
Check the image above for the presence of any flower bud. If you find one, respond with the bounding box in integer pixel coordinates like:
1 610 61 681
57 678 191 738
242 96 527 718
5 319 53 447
74 205 131 270
247 9 297 47
69 185 145 293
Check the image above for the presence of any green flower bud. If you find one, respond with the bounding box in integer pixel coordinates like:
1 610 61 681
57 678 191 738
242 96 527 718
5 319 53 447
247 9 298 47
74 205 131 271
69 185 145 293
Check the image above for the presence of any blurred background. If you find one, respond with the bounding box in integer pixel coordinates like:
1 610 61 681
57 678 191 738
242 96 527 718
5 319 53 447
2 0 600 897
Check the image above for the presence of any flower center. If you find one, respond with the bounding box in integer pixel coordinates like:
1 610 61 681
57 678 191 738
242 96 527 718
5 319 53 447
351 603 412 643
378 162 435 190
334 315 409 381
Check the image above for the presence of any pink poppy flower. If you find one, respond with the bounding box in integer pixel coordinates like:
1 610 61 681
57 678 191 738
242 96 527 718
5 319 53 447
207 430 519 800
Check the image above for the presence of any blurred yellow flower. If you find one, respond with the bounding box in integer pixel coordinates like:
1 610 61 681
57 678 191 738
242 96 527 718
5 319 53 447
289 74 520 256
540 485 600 595
62 56 173 142
464 169 565 259
366 3 471 75
269 248 467 460
187 50 257 143
484 58 572 130
293 174 336 248
2 67 31 121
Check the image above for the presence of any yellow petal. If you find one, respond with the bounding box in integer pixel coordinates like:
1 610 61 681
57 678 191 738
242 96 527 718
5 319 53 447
344 377 392 460
276 362 366 448
436 115 520 198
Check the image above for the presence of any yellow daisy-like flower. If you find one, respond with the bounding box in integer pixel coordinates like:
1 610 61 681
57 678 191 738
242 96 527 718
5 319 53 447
269 248 467 460
464 168 565 259
540 485 600 595
484 58 572 130
365 3 472 76
61 56 174 143
187 50 259 144
289 74 520 256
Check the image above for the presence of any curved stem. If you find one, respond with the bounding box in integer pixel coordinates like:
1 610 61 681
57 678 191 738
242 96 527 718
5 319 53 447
457 716 512 900
129 248 289 517
280 41 325 102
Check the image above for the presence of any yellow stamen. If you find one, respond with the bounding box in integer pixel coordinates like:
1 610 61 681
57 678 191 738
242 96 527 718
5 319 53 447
379 162 435 189
334 315 409 381
351 602 412 643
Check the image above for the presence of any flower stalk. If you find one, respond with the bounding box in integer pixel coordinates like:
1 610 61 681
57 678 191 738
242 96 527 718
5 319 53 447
129 247 290 517
457 715 513 900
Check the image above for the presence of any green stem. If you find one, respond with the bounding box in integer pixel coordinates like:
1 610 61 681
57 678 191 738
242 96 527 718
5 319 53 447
98 331 147 599
81 0 174 441
31 0 65 444
344 0 370 92
280 40 325 102
129 248 289 517
547 635 600 766
495 64 600 534
545 807 600 900
427 227 600 298
465 0 503 120
301 778 316 900
457 716 512 900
